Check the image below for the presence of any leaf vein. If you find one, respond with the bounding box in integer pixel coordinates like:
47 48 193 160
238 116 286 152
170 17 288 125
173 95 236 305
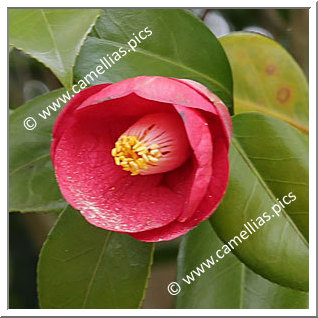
232 138 308 247
40 9 65 76
82 231 112 308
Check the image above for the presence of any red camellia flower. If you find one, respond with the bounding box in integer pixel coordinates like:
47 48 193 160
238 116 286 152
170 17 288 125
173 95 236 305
51 76 232 242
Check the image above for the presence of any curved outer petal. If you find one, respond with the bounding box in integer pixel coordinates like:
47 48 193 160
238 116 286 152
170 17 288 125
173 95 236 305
176 78 233 146
77 76 218 115
173 105 213 222
52 84 109 163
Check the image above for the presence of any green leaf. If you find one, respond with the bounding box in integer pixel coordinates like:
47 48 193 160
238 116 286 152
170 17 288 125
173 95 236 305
220 32 308 133
74 9 233 112
9 89 68 213
9 9 101 89
176 221 308 309
37 206 154 309
211 112 308 291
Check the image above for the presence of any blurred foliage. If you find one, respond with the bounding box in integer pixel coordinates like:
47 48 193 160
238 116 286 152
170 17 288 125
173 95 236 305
9 50 61 109
219 9 289 31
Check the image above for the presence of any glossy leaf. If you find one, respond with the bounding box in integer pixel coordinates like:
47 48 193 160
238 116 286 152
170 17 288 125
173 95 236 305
9 9 101 89
74 9 233 112
233 112 309 240
211 112 308 291
9 89 67 213
176 221 308 309
220 32 308 133
37 206 154 308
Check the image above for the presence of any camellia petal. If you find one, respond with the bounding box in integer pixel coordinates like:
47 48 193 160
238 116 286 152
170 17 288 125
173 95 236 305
51 84 108 163
177 78 232 147
173 105 213 222
77 76 218 115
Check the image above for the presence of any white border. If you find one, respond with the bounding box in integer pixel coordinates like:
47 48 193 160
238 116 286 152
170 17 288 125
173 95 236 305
308 1 316 314
4 1 316 316
3 0 316 8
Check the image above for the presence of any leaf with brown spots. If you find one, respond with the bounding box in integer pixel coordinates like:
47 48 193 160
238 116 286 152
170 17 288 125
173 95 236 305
220 32 308 134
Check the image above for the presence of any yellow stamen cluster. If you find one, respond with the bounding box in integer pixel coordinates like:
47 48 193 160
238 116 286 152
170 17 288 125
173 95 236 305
111 135 162 176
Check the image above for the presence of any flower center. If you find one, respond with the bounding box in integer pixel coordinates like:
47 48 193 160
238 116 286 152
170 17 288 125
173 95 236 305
111 135 162 176
111 112 190 176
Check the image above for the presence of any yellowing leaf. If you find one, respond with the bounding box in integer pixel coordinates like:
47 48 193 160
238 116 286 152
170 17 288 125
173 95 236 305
220 32 308 134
